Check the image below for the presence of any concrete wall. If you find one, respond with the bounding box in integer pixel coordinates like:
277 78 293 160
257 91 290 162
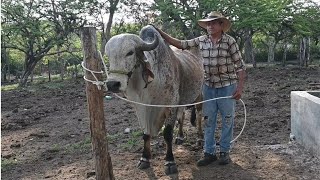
291 91 320 158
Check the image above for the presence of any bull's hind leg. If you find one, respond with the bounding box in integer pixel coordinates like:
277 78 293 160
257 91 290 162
175 107 185 145
137 134 151 169
195 104 204 147
191 94 204 147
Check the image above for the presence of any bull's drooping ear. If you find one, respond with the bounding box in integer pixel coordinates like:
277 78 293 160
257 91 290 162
142 61 154 88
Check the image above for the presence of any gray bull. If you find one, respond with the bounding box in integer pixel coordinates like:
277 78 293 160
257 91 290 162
106 25 204 174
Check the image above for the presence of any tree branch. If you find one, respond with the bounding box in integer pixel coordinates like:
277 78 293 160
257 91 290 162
1 45 27 53
44 49 81 57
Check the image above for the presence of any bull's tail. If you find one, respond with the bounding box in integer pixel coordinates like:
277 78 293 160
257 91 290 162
190 94 203 127
190 106 197 127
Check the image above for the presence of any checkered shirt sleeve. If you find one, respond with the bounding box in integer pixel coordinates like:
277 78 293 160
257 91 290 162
228 37 246 72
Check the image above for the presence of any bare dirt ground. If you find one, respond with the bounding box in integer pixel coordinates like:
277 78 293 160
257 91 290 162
1 66 320 180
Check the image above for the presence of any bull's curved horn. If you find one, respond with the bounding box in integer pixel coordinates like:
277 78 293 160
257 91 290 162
136 33 159 51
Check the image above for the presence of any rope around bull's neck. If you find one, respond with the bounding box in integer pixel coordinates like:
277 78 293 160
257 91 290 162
81 51 246 144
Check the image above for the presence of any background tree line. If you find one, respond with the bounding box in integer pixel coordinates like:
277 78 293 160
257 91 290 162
1 0 320 86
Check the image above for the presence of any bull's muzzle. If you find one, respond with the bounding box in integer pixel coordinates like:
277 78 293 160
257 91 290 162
107 81 121 93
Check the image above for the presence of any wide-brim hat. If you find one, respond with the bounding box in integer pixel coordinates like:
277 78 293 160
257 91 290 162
198 11 231 32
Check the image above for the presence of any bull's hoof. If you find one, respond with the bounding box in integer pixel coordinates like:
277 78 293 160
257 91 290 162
137 158 150 169
164 161 178 175
175 137 184 145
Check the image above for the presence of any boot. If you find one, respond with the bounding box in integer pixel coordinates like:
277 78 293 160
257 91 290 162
218 152 231 165
197 153 217 166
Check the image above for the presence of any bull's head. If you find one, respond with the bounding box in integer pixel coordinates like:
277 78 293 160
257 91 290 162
105 33 159 93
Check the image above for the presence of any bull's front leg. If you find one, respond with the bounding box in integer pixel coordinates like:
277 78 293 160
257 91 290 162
163 124 178 175
137 133 151 169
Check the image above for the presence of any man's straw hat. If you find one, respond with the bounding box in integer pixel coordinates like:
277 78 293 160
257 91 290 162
198 11 231 32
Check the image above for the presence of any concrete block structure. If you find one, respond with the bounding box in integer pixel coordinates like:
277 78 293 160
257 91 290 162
291 91 320 158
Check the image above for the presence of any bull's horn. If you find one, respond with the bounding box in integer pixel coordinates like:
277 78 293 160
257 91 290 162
137 34 159 51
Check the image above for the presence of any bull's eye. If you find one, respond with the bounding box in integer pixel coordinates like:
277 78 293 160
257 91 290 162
126 51 134 56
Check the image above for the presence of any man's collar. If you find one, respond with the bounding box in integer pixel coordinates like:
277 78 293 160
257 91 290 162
208 33 225 43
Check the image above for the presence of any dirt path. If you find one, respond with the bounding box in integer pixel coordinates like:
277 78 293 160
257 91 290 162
1 66 320 180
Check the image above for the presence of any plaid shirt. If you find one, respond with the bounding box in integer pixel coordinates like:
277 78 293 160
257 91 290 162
181 33 246 88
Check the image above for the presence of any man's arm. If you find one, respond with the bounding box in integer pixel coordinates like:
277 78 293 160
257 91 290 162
153 26 183 49
233 70 246 100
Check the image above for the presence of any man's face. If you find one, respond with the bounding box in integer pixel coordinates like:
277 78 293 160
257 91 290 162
206 20 223 35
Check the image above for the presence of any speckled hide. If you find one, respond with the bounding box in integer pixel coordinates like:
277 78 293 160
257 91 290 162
106 25 204 136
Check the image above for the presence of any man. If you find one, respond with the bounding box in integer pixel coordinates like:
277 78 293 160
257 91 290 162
154 11 246 166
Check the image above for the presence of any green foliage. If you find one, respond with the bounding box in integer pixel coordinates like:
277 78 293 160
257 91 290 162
111 23 142 35
255 50 298 62
1 158 18 171
2 0 320 77
152 0 204 38
1 84 19 91
1 0 91 85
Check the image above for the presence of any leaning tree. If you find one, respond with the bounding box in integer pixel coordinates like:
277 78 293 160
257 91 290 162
1 0 88 86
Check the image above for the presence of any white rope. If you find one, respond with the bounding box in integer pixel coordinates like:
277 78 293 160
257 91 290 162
83 76 105 88
99 51 109 79
80 51 246 143
81 61 107 90
113 93 247 143
114 93 232 107
81 61 104 74
231 98 246 143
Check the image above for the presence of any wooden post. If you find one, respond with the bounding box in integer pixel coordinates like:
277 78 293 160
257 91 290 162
81 27 114 180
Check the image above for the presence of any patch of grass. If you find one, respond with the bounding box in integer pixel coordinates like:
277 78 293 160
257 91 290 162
132 130 143 138
65 136 92 153
42 81 66 90
120 130 143 150
1 84 19 91
1 158 18 171
107 133 122 143
48 144 62 153
1 76 74 92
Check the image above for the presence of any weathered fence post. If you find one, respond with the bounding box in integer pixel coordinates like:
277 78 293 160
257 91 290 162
81 27 114 180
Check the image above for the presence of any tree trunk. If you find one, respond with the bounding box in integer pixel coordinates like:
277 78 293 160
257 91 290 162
72 64 78 79
282 40 288 67
100 25 107 56
244 28 256 68
8 60 11 82
20 56 39 86
100 0 119 57
2 47 8 82
81 27 115 180
30 70 34 82
298 37 307 67
40 63 43 76
57 45 65 80
267 38 275 64
306 37 310 67
48 60 51 82
302 37 307 67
